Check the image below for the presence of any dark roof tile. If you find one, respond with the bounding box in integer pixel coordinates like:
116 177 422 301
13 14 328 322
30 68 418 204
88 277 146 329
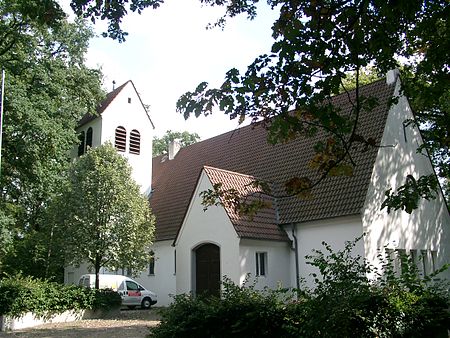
150 79 395 241
203 166 288 242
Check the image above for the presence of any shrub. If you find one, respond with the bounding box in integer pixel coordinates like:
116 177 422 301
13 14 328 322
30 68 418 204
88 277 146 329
295 239 450 337
150 238 450 338
150 277 293 338
0 275 121 319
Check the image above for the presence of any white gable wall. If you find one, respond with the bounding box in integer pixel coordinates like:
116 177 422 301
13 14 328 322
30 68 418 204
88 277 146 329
100 82 153 194
362 79 450 279
175 171 241 295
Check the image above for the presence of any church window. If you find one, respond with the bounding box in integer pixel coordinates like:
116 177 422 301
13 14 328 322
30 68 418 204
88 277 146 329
129 129 141 155
115 126 126 152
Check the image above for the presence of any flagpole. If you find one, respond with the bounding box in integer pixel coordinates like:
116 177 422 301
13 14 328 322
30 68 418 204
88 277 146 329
0 69 5 179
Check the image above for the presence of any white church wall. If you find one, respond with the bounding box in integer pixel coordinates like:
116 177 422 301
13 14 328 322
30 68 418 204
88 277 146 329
132 240 176 307
238 239 291 290
362 78 450 280
295 215 364 288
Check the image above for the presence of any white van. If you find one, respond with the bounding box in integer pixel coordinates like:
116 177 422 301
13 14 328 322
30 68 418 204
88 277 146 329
78 274 157 309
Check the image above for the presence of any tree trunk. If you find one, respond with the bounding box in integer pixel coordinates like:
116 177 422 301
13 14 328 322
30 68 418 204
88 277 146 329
95 255 101 289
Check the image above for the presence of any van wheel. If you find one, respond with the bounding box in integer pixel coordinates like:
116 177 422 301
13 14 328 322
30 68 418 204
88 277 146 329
127 305 136 310
141 297 152 309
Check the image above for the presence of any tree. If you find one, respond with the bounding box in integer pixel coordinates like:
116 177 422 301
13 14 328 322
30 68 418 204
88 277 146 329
0 0 105 279
153 130 200 157
339 67 381 93
0 0 164 44
176 0 449 213
56 143 155 289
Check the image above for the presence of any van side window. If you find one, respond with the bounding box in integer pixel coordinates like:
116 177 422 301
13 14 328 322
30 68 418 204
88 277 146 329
118 281 125 291
126 280 139 291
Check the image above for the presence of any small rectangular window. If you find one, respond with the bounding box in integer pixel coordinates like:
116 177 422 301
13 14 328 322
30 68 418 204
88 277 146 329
421 250 429 276
385 248 395 273
256 252 267 276
431 250 437 273
148 251 155 275
396 249 407 275
410 249 417 265
409 249 418 275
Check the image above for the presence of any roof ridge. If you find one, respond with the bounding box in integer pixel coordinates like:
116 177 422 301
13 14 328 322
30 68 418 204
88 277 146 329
203 165 255 179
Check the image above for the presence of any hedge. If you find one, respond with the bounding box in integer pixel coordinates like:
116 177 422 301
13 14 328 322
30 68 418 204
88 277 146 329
0 275 121 319
150 239 450 338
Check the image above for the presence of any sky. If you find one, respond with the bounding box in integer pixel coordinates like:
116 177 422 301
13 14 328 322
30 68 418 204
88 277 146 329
82 0 279 140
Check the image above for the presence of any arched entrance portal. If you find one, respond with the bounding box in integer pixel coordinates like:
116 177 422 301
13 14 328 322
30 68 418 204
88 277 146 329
195 243 220 297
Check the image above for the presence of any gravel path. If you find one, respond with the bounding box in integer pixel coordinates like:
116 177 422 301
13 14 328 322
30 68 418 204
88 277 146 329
0 309 162 338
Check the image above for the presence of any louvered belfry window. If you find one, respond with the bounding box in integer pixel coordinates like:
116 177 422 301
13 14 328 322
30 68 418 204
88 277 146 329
115 126 126 152
129 129 141 155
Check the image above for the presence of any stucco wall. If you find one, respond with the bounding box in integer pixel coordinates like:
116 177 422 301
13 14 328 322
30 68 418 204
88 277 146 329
175 171 240 295
239 239 291 290
133 240 176 307
295 215 364 288
100 83 153 195
362 78 450 279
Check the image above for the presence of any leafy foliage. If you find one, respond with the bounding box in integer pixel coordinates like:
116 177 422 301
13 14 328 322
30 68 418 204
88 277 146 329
55 143 155 288
0 0 104 279
0 275 121 318
152 130 200 157
150 238 450 338
150 277 291 338
200 182 272 220
339 67 381 93
0 0 164 43
69 0 164 42
381 174 440 214
177 0 449 213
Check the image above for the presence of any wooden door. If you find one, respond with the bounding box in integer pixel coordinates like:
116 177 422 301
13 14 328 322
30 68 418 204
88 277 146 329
195 243 220 297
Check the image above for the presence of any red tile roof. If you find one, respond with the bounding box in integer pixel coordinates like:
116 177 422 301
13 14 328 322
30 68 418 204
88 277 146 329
203 166 288 241
150 79 395 242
